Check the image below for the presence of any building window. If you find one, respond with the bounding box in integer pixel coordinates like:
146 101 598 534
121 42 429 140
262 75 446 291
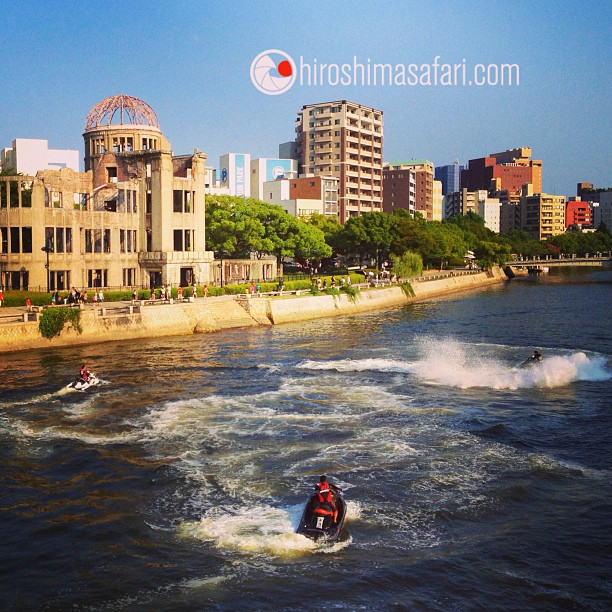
87 269 107 288
107 167 118 183
9 227 19 253
21 227 32 253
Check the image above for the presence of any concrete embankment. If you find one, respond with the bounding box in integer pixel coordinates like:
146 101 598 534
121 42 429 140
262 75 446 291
0 267 506 353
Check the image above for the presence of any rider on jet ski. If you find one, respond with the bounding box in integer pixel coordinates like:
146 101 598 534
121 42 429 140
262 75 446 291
315 475 340 522
79 364 92 383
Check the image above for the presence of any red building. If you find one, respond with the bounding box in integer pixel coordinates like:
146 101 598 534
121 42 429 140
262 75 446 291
461 148 542 203
565 200 592 228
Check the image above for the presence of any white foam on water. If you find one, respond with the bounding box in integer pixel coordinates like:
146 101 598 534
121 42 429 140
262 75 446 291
180 504 328 557
411 338 610 389
298 357 414 374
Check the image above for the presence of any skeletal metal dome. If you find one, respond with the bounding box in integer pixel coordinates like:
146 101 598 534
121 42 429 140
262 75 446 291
84 94 160 131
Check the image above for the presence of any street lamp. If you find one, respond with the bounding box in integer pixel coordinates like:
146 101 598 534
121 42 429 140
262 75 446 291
41 237 54 293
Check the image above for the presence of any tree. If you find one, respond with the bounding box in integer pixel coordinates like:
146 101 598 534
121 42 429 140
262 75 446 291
335 212 398 268
392 251 423 279
205 195 330 264
473 241 512 270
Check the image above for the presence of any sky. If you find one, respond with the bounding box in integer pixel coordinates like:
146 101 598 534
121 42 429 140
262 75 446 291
1 0 610 199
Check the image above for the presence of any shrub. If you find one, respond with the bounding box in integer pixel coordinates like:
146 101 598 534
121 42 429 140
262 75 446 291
38 307 82 339
400 283 415 298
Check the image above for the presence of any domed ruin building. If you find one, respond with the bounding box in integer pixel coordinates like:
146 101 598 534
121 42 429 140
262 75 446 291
1 94 215 291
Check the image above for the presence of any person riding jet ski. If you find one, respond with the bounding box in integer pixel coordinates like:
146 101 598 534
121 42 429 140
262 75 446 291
78 364 92 383
314 475 340 523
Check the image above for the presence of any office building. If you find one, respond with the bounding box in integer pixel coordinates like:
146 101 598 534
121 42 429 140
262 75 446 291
294 100 383 222
435 161 464 196
462 147 542 203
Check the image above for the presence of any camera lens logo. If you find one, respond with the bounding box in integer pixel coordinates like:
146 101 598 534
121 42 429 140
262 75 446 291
250 49 296 95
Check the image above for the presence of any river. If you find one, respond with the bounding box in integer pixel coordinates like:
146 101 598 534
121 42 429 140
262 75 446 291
1 266 611 611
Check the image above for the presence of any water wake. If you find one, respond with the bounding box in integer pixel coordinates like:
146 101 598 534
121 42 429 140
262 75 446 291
298 339 610 390
180 503 352 556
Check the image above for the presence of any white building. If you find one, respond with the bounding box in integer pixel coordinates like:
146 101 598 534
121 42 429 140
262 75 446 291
250 158 297 200
219 153 251 197
204 166 231 195
478 195 502 233
1 138 79 175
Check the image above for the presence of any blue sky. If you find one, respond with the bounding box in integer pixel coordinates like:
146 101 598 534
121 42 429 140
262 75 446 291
1 0 610 198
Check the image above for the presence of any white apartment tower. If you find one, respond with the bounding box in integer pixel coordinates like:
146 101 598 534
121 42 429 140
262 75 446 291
295 100 383 222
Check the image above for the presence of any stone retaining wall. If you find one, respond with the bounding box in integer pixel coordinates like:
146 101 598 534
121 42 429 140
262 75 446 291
0 268 506 353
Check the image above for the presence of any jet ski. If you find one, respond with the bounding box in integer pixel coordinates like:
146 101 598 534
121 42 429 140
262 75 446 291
296 488 347 543
67 374 100 391
520 353 543 368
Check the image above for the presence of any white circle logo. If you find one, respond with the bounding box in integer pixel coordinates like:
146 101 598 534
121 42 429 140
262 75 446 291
271 165 286 179
250 49 296 96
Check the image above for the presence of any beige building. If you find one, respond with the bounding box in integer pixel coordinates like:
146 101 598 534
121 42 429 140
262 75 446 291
520 185 566 240
294 100 383 222
432 179 443 221
1 94 220 291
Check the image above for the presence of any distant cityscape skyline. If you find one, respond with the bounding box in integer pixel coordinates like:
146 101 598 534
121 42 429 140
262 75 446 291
0 1 610 199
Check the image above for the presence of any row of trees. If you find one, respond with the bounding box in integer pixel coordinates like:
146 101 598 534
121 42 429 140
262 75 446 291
205 195 612 273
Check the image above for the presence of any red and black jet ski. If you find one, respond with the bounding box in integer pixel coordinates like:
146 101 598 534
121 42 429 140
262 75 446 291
296 488 346 543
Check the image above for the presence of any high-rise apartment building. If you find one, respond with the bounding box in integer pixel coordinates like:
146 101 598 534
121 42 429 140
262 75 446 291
385 160 434 220
462 147 542 203
294 100 383 222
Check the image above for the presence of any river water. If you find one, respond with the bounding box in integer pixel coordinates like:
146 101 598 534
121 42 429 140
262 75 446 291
1 266 611 611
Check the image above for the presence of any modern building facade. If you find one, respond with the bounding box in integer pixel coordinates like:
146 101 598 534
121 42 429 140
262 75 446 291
294 100 383 222
462 147 542 203
435 161 464 196
1 94 218 291
1 138 80 175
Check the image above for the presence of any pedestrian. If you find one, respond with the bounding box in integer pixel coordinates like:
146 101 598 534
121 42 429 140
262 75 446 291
250 283 255 295
98 290 104 303
0 288 3 307
93 292 98 303
82 290 88 303
178 286 183 300
192 283 197 299
133 289 138 301
203 284 208 297
256 282 261 295
26 297 32 312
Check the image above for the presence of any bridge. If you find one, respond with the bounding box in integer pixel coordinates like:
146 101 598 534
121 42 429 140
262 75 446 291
507 256 611 267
